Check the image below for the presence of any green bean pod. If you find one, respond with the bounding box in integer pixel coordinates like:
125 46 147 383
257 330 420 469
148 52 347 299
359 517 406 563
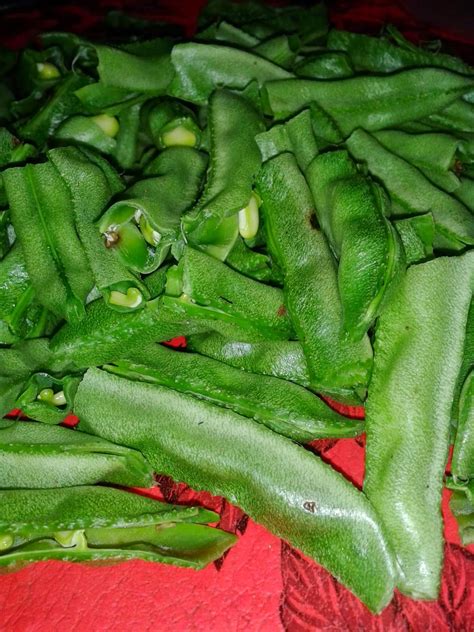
98 147 207 274
364 251 474 599
423 99 474 134
451 300 474 428
169 42 291 106
47 146 149 312
167 246 294 341
3 160 94 323
54 114 118 155
197 21 260 48
326 29 473 74
373 130 463 192
255 109 319 171
0 419 153 488
307 150 405 340
75 368 396 612
256 152 373 397
294 51 354 79
346 128 474 249
50 296 209 369
451 371 474 484
0 243 56 343
253 34 300 69
182 90 264 260
226 236 283 283
264 68 474 134
0 485 235 571
393 214 435 265
105 343 363 442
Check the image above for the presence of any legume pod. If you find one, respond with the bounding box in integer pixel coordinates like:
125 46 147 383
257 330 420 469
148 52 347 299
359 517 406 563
393 214 435 265
98 147 207 274
105 342 363 442
3 160 95 322
0 485 235 571
364 251 474 599
264 68 474 135
346 128 474 249
169 42 291 106
75 368 396 613
182 89 264 260
167 246 293 341
15 372 80 425
256 152 373 397
47 146 149 312
451 370 474 483
307 150 405 340
0 419 153 488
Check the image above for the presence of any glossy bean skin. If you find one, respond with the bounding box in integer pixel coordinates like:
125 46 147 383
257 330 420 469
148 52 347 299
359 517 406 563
346 128 474 249
75 368 396 613
295 51 354 79
264 68 474 135
0 419 153 488
364 252 474 599
256 153 373 397
307 150 405 340
0 485 234 571
182 90 264 261
106 343 363 442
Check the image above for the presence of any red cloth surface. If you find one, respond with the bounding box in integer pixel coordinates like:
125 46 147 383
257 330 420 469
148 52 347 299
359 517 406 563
1 1 474 630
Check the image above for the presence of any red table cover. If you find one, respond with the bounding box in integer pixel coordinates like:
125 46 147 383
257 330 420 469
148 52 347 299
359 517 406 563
1 1 474 629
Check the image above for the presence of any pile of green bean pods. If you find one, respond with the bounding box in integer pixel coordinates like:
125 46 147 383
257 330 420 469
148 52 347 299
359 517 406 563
0 0 473 613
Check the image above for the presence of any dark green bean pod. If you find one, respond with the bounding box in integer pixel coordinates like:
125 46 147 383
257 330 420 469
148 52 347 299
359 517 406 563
255 109 319 171
98 148 207 274
256 152 373 397
364 252 474 599
0 485 235 570
112 102 143 170
166 246 294 341
253 34 300 69
307 150 405 340
0 127 36 167
264 69 474 135
50 296 209 370
294 51 354 79
94 40 174 95
326 28 473 74
423 99 474 134
74 83 143 115
3 160 94 323
54 114 118 155
197 21 260 48
0 243 56 343
105 343 363 442
16 72 91 145
169 42 291 106
454 177 474 212
346 128 474 249
47 146 149 312
0 419 153 488
182 90 264 260
373 130 463 192
451 300 474 428
393 214 435 265
75 367 396 612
